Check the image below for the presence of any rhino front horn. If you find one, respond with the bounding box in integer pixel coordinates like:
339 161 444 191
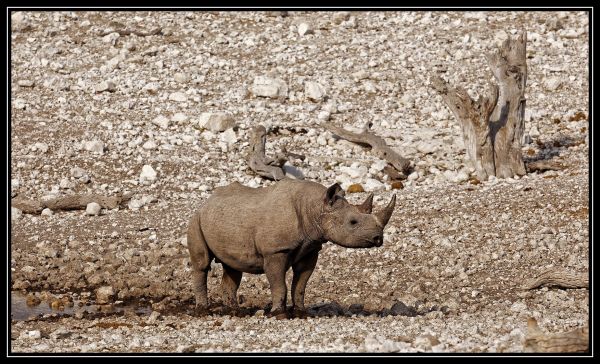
375 194 396 226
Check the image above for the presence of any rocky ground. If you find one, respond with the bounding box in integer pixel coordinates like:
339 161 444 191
10 10 589 353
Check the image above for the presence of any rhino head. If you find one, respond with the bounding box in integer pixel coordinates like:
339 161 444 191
321 183 396 248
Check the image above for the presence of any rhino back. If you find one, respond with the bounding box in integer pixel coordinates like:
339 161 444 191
199 180 324 272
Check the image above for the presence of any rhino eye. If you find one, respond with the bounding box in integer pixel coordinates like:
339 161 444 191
350 219 358 225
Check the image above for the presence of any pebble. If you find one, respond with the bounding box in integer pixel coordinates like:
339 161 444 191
171 113 188 123
197 112 235 132
142 140 157 150
543 77 562 91
152 115 170 129
83 140 104 154
364 178 384 191
18 80 35 87
174 73 189 83
95 286 114 304
529 126 540 138
250 76 288 99
139 164 157 184
41 208 53 216
95 81 116 93
219 128 238 145
169 92 187 102
305 81 327 102
85 202 101 216
12 207 23 221
298 22 313 36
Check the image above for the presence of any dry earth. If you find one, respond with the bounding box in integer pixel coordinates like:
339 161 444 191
10 10 589 353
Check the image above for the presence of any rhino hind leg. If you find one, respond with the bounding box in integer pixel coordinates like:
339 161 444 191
263 252 290 319
220 264 243 308
187 212 213 312
291 249 319 317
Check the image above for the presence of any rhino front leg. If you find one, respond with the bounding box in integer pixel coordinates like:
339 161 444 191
291 250 319 317
263 252 289 318
221 264 243 308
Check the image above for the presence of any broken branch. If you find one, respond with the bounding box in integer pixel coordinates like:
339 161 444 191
524 318 588 353
246 125 287 181
12 192 133 214
521 268 588 290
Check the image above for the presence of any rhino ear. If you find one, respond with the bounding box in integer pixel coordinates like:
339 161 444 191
324 183 343 206
357 193 374 214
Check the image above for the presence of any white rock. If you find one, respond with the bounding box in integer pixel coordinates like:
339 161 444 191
169 92 187 102
24 330 41 340
70 167 87 178
86 202 101 216
317 110 331 121
408 171 419 181
298 22 313 36
332 12 351 24
370 159 387 172
102 32 120 45
14 98 27 109
41 208 53 216
171 113 188 123
18 79 34 87
364 178 384 191
33 142 49 154
152 115 170 129
95 81 116 93
95 286 114 304
340 163 368 179
197 113 235 132
305 81 327 102
84 140 104 154
529 125 540 138
143 82 160 95
416 142 437 154
250 76 288 99
220 128 238 145
174 72 189 83
142 140 157 150
139 165 157 184
543 77 562 91
12 207 23 221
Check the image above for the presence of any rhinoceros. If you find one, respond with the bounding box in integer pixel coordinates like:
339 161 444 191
187 179 396 318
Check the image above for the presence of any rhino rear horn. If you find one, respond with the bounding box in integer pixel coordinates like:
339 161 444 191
357 193 374 214
375 194 396 226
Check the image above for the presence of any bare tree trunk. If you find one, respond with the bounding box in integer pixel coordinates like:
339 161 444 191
432 31 528 180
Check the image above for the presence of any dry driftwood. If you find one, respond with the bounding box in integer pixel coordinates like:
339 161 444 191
12 192 133 214
432 30 529 180
100 27 162 37
526 159 565 173
524 318 589 353
325 122 411 176
246 125 288 180
521 268 588 290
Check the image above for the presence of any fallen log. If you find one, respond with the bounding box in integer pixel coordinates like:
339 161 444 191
100 27 162 37
524 318 588 353
325 122 411 177
12 192 133 214
526 160 565 173
521 268 588 290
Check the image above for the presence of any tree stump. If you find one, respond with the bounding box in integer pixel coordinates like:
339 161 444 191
432 30 528 180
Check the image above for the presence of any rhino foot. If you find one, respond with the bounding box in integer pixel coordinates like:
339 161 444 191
266 308 290 320
194 306 211 317
291 308 308 319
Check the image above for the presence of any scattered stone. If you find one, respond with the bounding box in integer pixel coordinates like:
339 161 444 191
305 81 327 102
169 92 187 102
174 73 189 83
83 140 104 154
152 115 170 129
347 183 365 193
197 112 235 132
529 125 541 138
95 81 117 93
95 286 114 304
41 208 53 216
171 113 188 123
33 142 49 154
11 207 23 221
298 22 314 36
143 82 160 95
364 178 384 191
85 202 101 216
543 77 562 91
250 76 288 99
14 98 27 109
142 140 157 150
391 181 404 190
18 80 35 87
147 310 161 324
139 164 157 184
219 128 238 145
416 142 437 154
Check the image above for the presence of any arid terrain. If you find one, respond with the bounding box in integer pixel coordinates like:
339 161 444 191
10 10 589 353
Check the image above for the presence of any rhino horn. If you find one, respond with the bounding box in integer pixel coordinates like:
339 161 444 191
375 194 396 226
356 193 374 214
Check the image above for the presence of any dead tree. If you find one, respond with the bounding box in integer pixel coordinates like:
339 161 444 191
325 122 411 178
246 125 288 181
521 268 588 290
432 30 529 180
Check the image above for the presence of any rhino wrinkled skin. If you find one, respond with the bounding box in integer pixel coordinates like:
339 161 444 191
187 179 396 318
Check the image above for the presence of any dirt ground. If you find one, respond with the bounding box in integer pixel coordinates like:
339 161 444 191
10 10 589 353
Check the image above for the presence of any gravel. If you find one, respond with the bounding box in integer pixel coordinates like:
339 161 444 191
10 10 588 353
